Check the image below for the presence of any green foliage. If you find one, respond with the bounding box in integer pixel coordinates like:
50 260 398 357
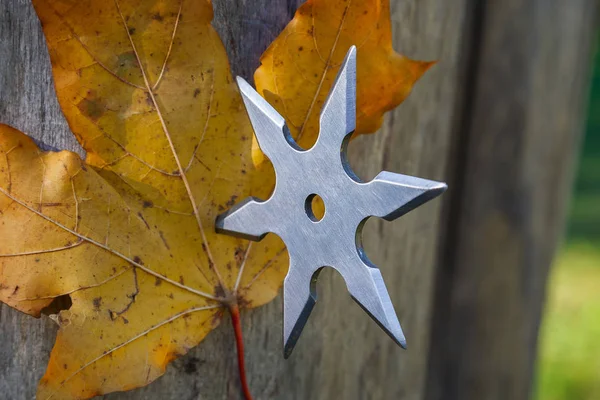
535 35 600 400
535 243 600 400
568 36 600 241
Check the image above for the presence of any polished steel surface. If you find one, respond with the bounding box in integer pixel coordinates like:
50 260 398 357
216 46 447 358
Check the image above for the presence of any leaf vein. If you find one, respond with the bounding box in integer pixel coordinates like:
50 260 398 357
152 0 184 91
0 187 220 301
46 305 221 400
0 239 84 257
113 0 225 292
296 0 352 142
44 1 147 91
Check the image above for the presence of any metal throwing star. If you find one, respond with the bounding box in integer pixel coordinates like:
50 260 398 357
216 46 447 358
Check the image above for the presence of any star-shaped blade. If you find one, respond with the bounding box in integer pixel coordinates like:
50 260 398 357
216 46 447 358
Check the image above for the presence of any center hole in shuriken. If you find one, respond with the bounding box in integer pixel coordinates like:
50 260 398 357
305 194 325 222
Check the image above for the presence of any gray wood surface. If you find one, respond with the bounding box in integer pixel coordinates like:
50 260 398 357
426 1 598 400
0 0 595 399
0 2 79 399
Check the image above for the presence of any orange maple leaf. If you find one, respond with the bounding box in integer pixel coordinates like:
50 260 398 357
253 0 433 165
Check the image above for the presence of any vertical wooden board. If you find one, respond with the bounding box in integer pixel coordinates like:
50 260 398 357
0 2 77 399
0 1 81 155
426 1 598 400
0 0 467 399
212 0 304 82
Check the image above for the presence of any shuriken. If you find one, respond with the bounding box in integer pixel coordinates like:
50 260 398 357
216 46 447 358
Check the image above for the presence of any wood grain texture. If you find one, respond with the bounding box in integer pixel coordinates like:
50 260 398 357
0 2 77 399
426 1 598 400
212 0 303 82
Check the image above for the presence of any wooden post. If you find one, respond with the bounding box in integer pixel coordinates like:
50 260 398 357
426 1 598 400
0 1 595 399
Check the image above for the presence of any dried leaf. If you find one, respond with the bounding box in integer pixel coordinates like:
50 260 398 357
0 1 286 398
253 0 433 164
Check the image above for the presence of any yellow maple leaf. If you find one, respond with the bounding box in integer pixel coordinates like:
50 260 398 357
253 0 433 165
0 0 286 398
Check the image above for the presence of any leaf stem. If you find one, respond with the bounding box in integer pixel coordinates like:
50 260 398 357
229 303 253 400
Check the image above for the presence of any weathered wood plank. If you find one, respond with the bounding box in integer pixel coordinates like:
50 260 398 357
0 0 465 398
426 1 598 400
0 2 76 399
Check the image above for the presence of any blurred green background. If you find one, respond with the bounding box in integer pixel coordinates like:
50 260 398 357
534 38 600 400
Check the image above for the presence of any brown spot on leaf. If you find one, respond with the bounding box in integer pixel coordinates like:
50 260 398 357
214 284 225 299
93 297 102 309
77 95 106 121
145 92 153 106
236 295 252 309
234 246 245 264
116 51 139 73
159 231 170 250
210 310 224 326
193 88 200 98
226 195 238 208
143 200 154 208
